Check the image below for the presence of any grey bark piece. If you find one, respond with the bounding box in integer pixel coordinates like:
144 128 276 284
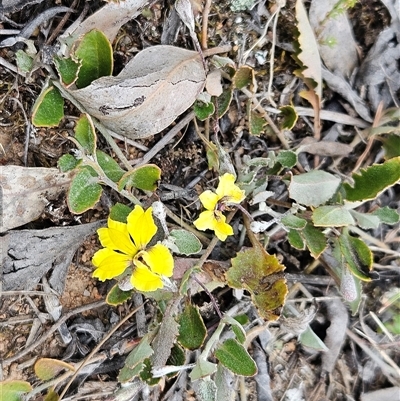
0 0 45 14
2 220 104 292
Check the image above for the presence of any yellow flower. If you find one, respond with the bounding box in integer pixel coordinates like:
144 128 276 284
194 173 245 241
92 205 174 292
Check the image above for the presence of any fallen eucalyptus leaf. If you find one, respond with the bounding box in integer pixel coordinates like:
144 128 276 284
61 0 150 45
309 0 358 79
69 45 206 139
0 166 74 233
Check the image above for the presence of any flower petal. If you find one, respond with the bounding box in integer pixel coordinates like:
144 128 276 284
194 210 216 231
214 218 234 241
142 244 174 277
131 263 163 292
92 248 131 281
216 173 245 204
127 206 157 249
199 190 219 210
98 219 137 255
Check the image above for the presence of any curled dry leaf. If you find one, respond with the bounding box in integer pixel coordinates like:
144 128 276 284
70 45 206 139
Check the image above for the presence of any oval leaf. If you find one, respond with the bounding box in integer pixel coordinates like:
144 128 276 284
54 55 81 87
118 164 161 191
32 85 64 127
289 170 341 207
215 339 257 376
312 205 355 227
343 157 400 202
70 45 206 139
0 380 32 401
74 114 96 154
96 150 125 182
35 358 75 381
169 229 202 255
227 245 288 320
67 169 102 213
106 284 133 305
178 304 207 350
73 29 113 89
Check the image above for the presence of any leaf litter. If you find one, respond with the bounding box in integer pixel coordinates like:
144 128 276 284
0 0 399 400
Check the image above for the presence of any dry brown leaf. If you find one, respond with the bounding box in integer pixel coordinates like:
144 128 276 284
62 0 150 45
0 166 74 233
70 45 206 139
309 0 358 80
297 137 353 157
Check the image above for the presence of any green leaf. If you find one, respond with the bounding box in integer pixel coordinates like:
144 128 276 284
178 304 207 349
43 388 59 401
343 157 400 201
32 85 64 127
118 164 161 192
34 358 75 381
15 49 33 73
289 170 341 207
194 100 215 120
299 326 328 351
372 206 400 225
0 380 32 401
139 359 160 386
96 150 125 182
287 229 306 249
216 88 233 118
166 344 185 378
74 29 113 88
227 245 288 320
74 114 96 154
338 230 373 281
279 105 298 130
106 284 133 305
276 150 297 168
215 339 257 376
118 363 144 383
381 135 400 159
169 229 202 255
233 65 254 89
109 203 132 223
349 210 380 230
247 100 266 136
302 222 326 258
67 169 102 214
125 335 154 369
312 205 355 227
54 56 80 87
190 359 217 381
58 154 80 172
281 214 307 230
222 316 246 344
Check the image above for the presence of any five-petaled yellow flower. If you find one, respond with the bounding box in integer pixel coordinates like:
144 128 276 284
194 173 245 241
92 205 174 292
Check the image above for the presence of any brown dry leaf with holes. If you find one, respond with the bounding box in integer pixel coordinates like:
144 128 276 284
70 45 206 139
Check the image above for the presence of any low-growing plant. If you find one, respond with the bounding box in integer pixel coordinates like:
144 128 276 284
4 6 400 400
